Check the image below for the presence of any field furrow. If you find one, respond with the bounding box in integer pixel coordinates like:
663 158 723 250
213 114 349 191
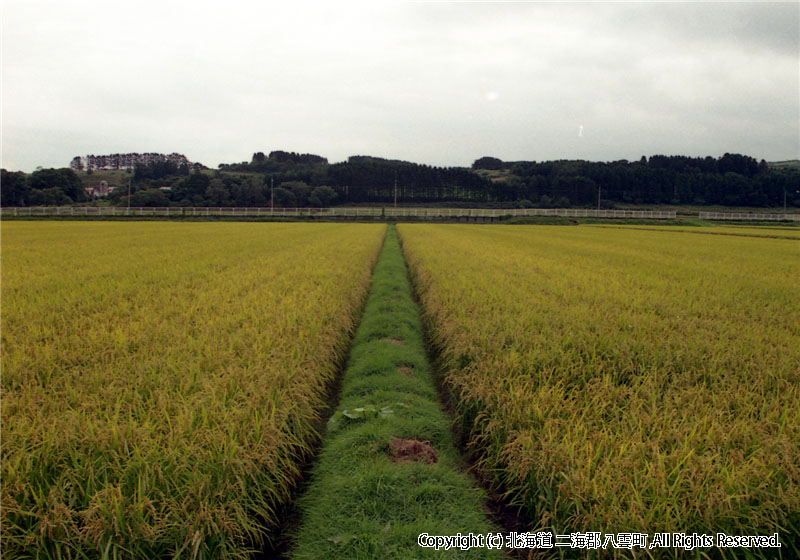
290 225 500 559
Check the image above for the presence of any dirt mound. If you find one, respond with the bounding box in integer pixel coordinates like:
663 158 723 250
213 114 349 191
389 437 438 464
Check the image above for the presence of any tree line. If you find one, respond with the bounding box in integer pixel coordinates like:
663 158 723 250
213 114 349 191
2 152 797 208
2 168 85 206
69 152 199 172
489 154 798 208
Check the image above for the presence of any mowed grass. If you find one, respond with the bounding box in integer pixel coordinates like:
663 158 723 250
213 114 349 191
1 221 385 559
399 224 800 558
290 226 501 560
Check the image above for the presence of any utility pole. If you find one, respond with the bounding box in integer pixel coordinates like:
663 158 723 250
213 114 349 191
127 177 132 213
270 177 274 214
394 177 398 208
597 184 601 210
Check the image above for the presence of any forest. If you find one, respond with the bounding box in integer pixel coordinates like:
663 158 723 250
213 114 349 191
2 151 798 208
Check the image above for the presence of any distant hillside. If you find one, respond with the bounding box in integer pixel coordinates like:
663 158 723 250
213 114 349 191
4 151 797 209
768 160 800 169
466 153 799 208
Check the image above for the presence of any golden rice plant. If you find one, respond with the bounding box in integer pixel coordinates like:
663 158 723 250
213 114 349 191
1 221 385 559
591 223 800 240
399 224 800 556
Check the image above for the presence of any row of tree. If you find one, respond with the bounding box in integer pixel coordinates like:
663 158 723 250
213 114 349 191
69 152 197 172
1 168 85 206
491 155 797 207
115 174 339 208
473 153 765 176
3 152 798 208
317 153 798 207
219 151 329 173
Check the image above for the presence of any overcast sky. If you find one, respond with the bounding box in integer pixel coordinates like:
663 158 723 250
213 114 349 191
2 1 798 172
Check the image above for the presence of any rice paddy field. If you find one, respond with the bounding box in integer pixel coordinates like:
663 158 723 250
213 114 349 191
399 224 800 557
3 220 799 559
1 221 386 559
589 224 800 240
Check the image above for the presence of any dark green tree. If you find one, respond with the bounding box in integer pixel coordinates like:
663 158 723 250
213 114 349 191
28 187 73 206
28 168 84 202
280 181 311 206
129 188 170 207
309 185 337 207
173 171 211 204
205 179 231 206
232 177 267 206
472 157 504 170
272 187 297 207
0 170 30 206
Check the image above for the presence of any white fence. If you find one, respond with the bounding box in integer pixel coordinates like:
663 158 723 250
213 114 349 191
0 206 678 219
5 207 800 221
698 212 800 222
8 207 799 221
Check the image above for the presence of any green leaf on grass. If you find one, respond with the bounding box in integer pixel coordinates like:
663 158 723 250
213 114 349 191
327 403 406 432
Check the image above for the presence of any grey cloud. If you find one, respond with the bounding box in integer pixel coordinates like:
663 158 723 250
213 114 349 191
1 1 797 172
606 2 799 56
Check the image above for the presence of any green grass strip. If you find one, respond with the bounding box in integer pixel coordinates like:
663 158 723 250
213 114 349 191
289 225 501 559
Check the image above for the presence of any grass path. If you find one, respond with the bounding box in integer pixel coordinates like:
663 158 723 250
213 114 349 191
289 225 501 559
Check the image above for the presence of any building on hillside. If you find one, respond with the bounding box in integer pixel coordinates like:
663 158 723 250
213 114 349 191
84 181 115 198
